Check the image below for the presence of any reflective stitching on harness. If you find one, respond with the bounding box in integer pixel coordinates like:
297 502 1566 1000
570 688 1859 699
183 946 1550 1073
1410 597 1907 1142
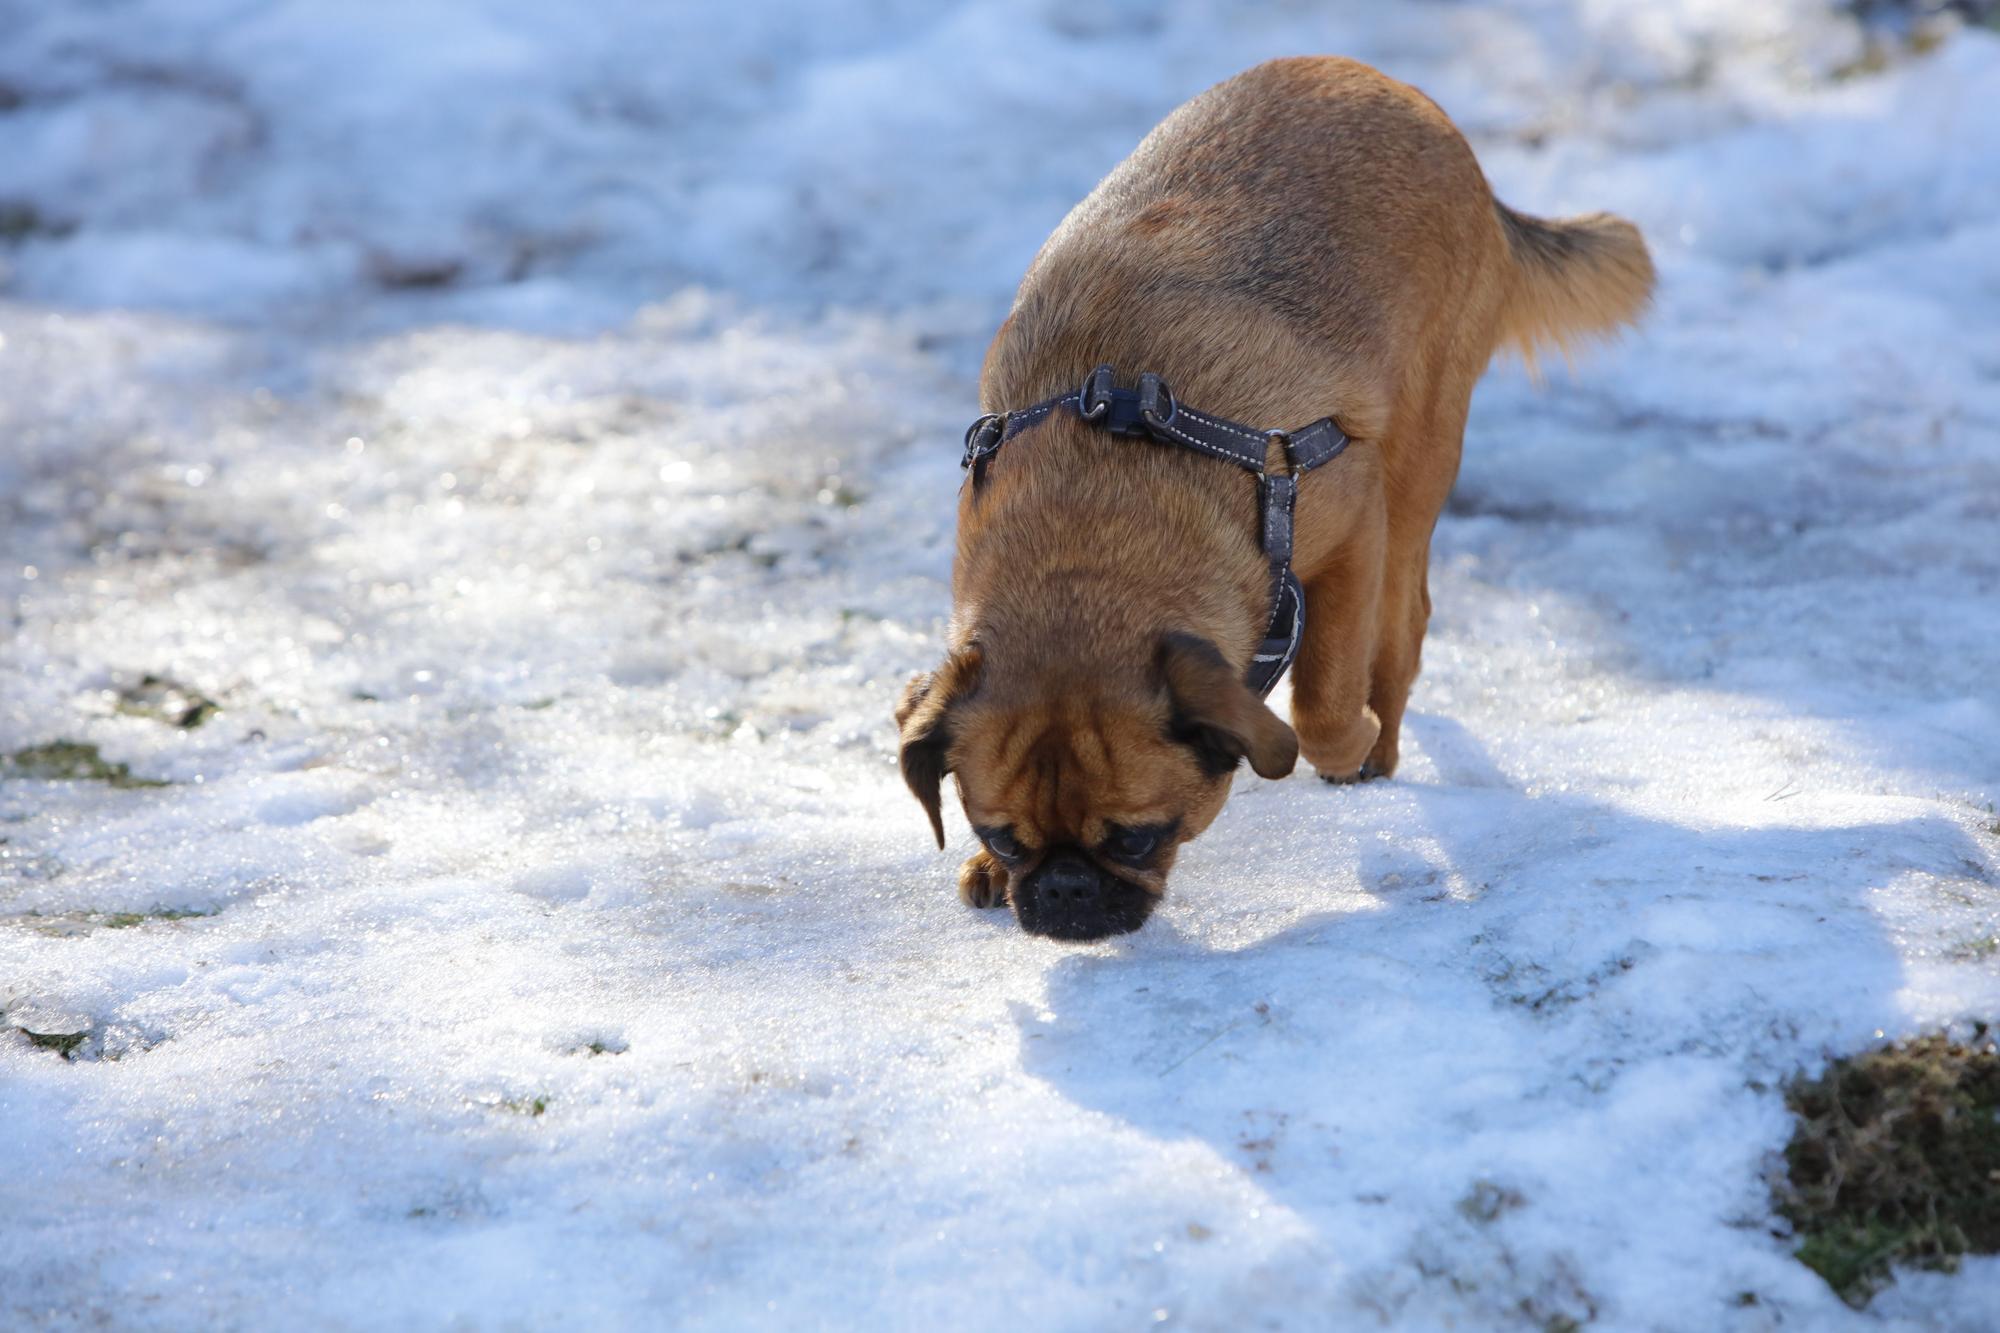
1145 410 1258 468
1004 396 1071 433
1177 405 1267 445
1258 526 1291 644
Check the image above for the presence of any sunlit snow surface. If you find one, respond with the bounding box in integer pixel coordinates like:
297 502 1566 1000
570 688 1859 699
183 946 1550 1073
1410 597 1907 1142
3 1 1999 1328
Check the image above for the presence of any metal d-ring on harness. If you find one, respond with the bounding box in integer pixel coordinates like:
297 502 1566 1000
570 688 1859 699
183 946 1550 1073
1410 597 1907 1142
959 364 1351 697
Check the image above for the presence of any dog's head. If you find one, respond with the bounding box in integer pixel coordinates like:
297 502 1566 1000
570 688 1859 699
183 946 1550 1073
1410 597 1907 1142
896 632 1296 941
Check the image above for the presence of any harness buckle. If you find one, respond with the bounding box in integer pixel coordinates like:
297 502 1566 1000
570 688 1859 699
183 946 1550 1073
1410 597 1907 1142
961 413 1005 468
1137 373 1177 431
1265 427 1295 475
1078 365 1116 422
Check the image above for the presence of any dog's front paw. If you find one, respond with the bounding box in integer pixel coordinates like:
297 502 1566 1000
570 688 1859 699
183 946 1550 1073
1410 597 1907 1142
958 850 1010 909
1320 761 1390 785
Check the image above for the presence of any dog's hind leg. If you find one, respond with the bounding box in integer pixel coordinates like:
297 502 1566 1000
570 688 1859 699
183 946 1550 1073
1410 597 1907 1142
1359 516 1432 780
1358 396 1469 782
1291 505 1385 783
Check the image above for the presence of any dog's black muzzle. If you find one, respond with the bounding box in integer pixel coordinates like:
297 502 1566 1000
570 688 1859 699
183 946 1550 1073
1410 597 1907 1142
1011 849 1155 941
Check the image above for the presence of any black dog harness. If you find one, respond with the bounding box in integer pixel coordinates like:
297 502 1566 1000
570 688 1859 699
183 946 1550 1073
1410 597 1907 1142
960 365 1350 696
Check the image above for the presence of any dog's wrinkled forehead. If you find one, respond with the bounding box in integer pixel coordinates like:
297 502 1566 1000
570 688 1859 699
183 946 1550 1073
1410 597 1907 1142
952 696 1191 843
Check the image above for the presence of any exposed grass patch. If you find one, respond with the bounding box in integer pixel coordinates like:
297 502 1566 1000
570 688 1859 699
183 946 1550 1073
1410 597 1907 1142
1833 0 2000 80
496 1094 549 1117
100 906 217 930
20 1028 89 1059
6 1017 160 1063
4 741 168 788
6 1002 94 1061
1847 0 2000 27
114 674 219 729
1777 1027 2000 1306
7 906 214 937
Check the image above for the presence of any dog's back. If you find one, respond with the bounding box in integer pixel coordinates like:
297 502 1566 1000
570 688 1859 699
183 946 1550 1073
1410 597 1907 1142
983 56 1653 442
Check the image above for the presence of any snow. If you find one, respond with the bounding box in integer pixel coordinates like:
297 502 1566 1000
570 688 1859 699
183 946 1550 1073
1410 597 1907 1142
2 0 1998 1327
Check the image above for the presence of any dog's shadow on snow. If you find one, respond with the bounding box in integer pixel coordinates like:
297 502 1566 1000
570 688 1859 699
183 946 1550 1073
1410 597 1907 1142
1012 713 1994 1272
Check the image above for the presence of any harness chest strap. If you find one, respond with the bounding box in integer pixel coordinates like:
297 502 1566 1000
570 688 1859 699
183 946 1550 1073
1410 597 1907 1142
958 365 1351 697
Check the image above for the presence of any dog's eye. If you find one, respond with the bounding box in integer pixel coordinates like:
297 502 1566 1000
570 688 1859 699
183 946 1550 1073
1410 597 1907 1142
1105 826 1164 862
982 828 1023 861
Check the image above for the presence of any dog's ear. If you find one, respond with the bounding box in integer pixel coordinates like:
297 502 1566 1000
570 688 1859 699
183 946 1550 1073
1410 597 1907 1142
1159 632 1298 780
895 646 984 849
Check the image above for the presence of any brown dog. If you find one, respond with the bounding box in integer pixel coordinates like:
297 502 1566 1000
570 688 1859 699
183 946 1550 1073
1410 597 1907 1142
897 57 1653 940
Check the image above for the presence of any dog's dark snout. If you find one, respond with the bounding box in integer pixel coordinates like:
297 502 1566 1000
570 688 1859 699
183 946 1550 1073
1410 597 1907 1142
1033 853 1099 908
1012 849 1153 942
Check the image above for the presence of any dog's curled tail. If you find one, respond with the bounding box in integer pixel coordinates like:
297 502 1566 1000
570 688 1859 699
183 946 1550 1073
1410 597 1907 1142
1494 202 1655 374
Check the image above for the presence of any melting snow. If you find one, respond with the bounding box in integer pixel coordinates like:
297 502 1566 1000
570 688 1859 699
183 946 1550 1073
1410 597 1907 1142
2 1 1997 1328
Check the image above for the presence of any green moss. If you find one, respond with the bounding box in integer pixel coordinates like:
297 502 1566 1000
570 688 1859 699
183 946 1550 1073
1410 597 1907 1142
100 907 214 930
21 1029 88 1059
8 905 213 936
1832 1 2000 81
4 741 168 788
115 675 218 729
1777 1027 2000 1306
1795 1220 1925 1304
1846 0 2000 29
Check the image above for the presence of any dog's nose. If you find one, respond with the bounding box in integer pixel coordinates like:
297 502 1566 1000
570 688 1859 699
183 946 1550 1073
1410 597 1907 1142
1012 850 1154 941
1031 853 1100 909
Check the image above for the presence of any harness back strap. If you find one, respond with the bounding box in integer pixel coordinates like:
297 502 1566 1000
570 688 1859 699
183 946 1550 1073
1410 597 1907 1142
959 365 1350 697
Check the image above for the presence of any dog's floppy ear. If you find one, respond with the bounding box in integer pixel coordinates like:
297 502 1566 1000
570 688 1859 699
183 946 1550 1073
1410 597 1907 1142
1159 632 1298 780
894 645 984 849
